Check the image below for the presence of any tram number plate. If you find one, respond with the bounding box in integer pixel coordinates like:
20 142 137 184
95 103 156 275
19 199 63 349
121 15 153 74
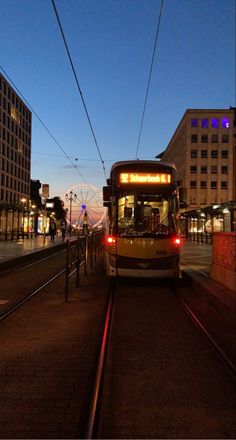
156 250 167 255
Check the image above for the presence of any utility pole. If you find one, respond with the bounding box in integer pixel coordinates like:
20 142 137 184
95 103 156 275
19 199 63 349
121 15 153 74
65 190 77 236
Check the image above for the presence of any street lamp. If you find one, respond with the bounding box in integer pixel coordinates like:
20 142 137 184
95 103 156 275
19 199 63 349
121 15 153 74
21 198 27 238
65 190 77 235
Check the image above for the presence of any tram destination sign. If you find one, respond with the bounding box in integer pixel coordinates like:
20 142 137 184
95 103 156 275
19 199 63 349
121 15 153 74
119 172 171 184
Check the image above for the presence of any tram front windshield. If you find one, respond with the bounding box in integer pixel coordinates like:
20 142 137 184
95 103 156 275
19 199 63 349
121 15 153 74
117 190 177 237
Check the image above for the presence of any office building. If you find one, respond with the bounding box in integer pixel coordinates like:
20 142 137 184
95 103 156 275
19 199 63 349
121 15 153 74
157 108 236 232
0 72 32 239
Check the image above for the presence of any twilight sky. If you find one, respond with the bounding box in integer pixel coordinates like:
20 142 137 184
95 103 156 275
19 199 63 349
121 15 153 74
0 0 235 201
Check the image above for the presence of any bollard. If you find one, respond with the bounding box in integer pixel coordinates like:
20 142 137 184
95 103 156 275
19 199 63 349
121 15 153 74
65 239 70 302
84 234 88 276
76 239 80 288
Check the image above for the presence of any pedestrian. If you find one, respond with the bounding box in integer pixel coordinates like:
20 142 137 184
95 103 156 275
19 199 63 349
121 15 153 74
61 219 67 241
49 219 56 242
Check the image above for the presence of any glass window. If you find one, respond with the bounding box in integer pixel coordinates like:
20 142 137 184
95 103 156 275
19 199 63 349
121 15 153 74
211 134 218 143
211 181 217 189
221 117 230 128
191 134 198 143
211 118 219 128
200 181 207 188
117 191 177 237
191 150 197 158
201 118 208 128
190 181 197 188
221 181 228 189
222 134 229 143
201 166 207 173
211 165 217 174
190 166 197 173
211 150 218 158
221 150 228 158
201 134 208 143
191 118 198 127
221 166 228 174
201 150 207 158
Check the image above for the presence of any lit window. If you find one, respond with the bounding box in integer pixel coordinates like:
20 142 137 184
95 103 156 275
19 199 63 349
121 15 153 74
191 118 198 127
11 105 20 124
211 118 219 128
17 141 23 154
201 118 208 128
221 117 230 128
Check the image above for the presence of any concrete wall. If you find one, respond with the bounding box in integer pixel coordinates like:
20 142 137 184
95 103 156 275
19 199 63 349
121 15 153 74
210 232 236 292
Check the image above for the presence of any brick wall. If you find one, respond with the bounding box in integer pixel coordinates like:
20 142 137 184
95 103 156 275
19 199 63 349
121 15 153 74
211 232 236 292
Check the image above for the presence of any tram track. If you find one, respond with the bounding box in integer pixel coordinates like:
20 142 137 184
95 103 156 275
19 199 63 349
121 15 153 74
0 248 72 320
0 253 86 321
80 277 235 439
0 267 66 321
176 292 236 378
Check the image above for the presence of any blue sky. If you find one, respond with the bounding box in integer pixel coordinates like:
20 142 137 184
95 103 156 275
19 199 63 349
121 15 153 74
1 0 235 200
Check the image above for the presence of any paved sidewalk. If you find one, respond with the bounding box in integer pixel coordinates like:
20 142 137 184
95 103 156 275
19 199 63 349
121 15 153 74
0 261 109 439
0 235 65 262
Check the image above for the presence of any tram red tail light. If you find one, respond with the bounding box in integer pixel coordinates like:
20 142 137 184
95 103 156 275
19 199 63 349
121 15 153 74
173 237 181 246
105 235 116 245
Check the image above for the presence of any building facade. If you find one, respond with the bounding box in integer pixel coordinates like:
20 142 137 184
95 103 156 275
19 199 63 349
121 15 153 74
157 108 236 233
0 72 32 239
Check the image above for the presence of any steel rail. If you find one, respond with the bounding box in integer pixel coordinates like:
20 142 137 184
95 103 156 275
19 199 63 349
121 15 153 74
0 256 87 322
177 294 236 378
81 279 115 439
0 268 66 321
0 247 66 277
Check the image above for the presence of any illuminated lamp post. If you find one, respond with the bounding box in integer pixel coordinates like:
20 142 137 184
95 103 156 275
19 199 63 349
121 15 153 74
21 198 27 238
65 191 77 236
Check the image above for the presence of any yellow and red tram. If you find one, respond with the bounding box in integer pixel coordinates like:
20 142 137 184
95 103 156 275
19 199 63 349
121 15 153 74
103 160 182 278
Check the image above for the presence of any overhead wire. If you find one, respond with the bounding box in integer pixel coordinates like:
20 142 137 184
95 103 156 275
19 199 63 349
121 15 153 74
0 65 89 184
51 0 107 182
135 0 164 160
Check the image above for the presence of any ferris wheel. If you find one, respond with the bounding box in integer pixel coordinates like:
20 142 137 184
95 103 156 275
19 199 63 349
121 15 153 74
64 184 106 228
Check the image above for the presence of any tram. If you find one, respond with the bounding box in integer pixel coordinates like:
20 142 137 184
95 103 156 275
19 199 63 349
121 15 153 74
103 160 183 278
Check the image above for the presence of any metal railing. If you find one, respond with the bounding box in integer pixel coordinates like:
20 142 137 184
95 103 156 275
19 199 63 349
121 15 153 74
187 232 212 244
64 230 104 302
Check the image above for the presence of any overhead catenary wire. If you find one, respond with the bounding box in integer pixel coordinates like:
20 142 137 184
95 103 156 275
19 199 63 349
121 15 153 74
51 0 107 182
0 65 88 184
135 0 164 160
